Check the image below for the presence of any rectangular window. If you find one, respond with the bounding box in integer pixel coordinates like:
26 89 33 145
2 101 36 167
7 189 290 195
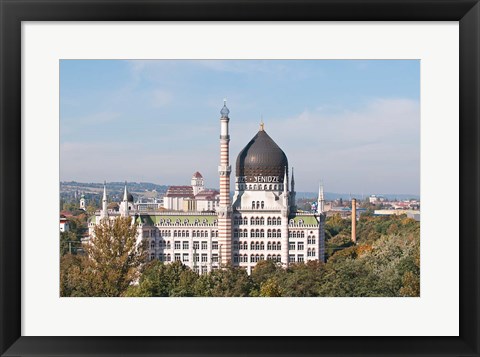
289 243 295 250
183 241 189 250
298 243 304 251
201 241 208 250
194 253 200 262
297 254 304 262
289 254 295 263
201 254 208 262
174 241 180 250
212 241 218 250
182 254 189 262
193 241 199 250
174 253 181 261
201 266 207 274
212 254 219 263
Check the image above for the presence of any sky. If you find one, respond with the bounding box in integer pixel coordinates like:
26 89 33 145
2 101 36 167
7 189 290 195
60 60 420 195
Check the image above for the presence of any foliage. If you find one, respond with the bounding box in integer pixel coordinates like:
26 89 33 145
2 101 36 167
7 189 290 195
60 214 420 297
60 217 147 297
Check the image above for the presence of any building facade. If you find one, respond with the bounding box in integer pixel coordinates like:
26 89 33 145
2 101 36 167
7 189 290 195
88 101 325 274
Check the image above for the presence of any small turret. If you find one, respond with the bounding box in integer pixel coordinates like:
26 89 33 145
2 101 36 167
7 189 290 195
101 181 108 218
317 181 325 214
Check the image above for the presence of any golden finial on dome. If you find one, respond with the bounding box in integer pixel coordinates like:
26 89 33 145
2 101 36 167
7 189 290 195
260 115 264 131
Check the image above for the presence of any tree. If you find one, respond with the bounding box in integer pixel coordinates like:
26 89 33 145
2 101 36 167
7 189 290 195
80 217 147 296
60 231 79 255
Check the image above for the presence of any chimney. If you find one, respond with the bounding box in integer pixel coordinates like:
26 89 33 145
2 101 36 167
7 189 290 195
351 198 357 244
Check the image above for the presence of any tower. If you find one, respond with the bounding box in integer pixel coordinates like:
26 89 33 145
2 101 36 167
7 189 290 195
317 182 325 214
351 198 357 244
217 100 232 266
281 166 290 267
79 194 86 211
100 181 108 219
191 172 205 195
121 181 129 217
290 167 296 212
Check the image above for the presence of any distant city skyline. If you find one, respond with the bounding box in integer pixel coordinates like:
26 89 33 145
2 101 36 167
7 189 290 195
60 60 420 195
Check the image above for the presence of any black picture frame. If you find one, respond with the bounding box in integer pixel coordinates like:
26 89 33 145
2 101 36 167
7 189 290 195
1 0 479 356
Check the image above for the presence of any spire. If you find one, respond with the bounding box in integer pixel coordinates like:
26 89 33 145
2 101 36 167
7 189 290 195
283 167 288 193
259 117 264 131
291 167 295 192
101 181 108 218
123 181 128 202
220 98 230 118
317 181 325 214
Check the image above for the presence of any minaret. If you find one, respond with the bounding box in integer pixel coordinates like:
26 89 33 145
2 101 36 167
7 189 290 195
121 181 128 217
100 181 108 219
290 167 296 212
281 166 290 267
218 99 232 266
317 182 325 214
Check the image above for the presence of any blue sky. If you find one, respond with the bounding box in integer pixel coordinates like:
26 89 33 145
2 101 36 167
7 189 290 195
60 60 420 195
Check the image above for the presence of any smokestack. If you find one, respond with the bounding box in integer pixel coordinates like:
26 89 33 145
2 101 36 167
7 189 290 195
351 198 357 244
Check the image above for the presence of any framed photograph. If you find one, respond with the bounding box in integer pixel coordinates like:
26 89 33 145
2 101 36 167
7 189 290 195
1 0 479 356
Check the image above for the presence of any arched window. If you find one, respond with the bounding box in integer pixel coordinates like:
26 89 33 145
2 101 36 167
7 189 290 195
267 254 272 260
234 229 238 238
277 242 281 250
277 229 282 238
272 242 277 250
256 201 260 209
251 217 255 225
255 254 260 262
260 242 265 250
260 217 265 225
243 217 248 225
260 254 265 261
272 230 277 238
150 241 155 249
244 229 248 237
251 242 255 250
181 230 186 237
244 254 248 262
234 254 239 263
255 242 260 250
272 217 277 225
301 231 305 238
267 229 272 238
311 248 316 256
255 229 260 238
250 229 255 238
261 201 265 209
267 217 272 225
277 254 281 261
252 201 255 209
260 229 264 238
267 241 272 250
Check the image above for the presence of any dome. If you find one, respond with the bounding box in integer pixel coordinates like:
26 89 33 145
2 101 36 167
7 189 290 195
220 100 230 118
235 129 288 181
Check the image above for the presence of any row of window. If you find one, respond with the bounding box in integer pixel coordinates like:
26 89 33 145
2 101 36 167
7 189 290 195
238 184 284 191
146 230 219 238
233 216 283 225
289 254 305 263
158 218 217 225
233 241 283 251
233 229 283 238
233 254 282 263
149 253 219 263
149 240 218 251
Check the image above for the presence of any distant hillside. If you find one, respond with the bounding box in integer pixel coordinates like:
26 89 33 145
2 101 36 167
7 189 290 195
295 192 420 201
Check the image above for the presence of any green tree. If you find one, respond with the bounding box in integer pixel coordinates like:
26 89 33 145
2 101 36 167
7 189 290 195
80 217 146 296
60 231 79 255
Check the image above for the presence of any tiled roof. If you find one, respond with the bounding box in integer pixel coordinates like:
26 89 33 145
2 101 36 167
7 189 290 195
192 171 203 178
165 186 194 198
195 189 219 200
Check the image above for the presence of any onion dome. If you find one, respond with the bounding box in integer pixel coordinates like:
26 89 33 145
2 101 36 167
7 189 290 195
220 99 230 118
236 126 288 181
